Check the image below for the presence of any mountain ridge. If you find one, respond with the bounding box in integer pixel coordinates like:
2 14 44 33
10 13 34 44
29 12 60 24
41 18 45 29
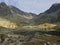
0 2 60 30
0 2 37 29
35 3 60 24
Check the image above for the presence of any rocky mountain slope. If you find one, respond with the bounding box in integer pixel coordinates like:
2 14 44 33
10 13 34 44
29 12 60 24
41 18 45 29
35 3 60 25
0 2 60 30
0 2 37 29
0 2 60 45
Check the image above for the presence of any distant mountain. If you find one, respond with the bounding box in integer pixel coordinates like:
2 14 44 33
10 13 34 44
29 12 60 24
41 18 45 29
35 3 60 25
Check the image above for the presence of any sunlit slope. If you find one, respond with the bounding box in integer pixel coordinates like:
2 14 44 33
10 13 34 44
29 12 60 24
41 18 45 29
22 23 57 31
0 17 17 29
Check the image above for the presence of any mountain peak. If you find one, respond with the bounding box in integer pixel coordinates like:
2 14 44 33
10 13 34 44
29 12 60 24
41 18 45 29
45 3 60 14
0 2 7 6
53 3 60 6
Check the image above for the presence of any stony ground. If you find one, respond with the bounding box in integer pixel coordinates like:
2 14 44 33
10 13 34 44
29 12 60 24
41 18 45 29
0 31 60 45
0 33 60 45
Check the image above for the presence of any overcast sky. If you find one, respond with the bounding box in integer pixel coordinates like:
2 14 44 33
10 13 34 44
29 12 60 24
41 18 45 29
0 0 60 14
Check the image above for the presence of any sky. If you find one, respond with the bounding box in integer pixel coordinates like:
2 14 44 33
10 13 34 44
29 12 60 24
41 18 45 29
0 0 60 14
